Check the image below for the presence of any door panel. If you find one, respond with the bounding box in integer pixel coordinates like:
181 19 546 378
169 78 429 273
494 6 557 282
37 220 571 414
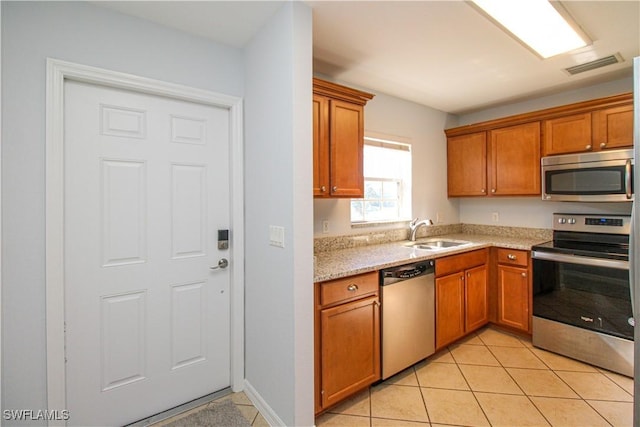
465 265 489 331
436 272 465 349
64 80 231 426
490 122 541 196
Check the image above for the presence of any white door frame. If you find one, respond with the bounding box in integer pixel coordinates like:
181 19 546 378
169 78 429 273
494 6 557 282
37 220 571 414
45 58 245 417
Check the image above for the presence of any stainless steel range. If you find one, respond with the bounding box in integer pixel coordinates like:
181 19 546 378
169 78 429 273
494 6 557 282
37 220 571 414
531 213 633 377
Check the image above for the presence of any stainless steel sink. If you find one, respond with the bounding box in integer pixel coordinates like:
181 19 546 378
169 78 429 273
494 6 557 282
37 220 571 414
404 239 471 251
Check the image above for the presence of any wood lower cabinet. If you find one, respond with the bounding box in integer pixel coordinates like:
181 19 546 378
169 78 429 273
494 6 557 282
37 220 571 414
313 78 374 198
435 249 488 349
494 248 531 333
315 271 380 414
465 265 490 331
435 272 465 348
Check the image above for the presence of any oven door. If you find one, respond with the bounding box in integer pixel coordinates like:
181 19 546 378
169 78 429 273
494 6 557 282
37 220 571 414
532 251 633 340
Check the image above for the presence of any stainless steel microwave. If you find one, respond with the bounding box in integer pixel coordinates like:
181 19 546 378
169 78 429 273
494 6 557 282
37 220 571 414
541 148 634 202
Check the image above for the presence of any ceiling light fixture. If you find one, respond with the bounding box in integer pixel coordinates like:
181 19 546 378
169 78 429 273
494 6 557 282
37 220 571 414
471 0 590 59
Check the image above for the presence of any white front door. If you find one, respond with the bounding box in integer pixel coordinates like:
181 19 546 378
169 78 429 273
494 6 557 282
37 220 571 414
64 79 231 426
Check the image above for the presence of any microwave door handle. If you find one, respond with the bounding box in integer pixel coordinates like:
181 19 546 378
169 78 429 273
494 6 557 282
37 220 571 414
532 251 629 270
630 209 635 321
626 158 633 200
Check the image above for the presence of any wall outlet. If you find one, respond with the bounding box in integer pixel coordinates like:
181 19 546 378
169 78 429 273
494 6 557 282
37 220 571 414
436 212 443 223
492 212 500 223
322 220 329 234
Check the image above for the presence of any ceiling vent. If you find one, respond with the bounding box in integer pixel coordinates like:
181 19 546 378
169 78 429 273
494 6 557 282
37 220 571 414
564 54 623 75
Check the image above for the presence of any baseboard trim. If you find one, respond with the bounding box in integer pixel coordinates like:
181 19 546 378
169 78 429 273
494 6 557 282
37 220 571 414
243 380 285 427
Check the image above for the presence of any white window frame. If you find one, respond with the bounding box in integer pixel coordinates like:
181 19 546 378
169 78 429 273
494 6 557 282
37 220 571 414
351 134 412 224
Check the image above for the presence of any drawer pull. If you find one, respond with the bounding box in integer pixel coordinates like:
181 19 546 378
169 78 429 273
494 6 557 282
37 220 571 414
347 284 358 292
507 254 517 260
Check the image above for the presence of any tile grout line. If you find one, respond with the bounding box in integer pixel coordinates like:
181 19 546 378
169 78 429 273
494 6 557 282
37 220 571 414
471 332 528 427
488 327 631 426
413 365 433 425
484 340 555 427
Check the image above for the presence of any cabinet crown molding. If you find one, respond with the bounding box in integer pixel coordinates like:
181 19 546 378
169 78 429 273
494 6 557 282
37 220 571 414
313 77 375 106
445 92 633 137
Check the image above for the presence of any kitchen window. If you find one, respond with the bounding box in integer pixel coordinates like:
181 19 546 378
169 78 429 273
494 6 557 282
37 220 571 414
351 136 412 223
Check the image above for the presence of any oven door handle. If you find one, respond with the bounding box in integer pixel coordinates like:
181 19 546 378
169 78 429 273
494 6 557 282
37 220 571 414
532 251 629 270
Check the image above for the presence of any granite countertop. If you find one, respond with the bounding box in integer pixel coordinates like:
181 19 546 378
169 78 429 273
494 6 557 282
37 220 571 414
314 233 550 283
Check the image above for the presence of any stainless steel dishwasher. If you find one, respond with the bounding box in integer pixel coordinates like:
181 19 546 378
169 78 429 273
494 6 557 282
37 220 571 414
380 260 435 379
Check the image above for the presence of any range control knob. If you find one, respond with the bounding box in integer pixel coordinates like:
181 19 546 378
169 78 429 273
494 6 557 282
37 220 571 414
558 218 567 224
568 218 576 224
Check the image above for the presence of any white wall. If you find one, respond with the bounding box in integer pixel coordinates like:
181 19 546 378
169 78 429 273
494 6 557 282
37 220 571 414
244 3 313 426
2 1 243 420
455 76 634 228
313 89 459 236
458 76 633 125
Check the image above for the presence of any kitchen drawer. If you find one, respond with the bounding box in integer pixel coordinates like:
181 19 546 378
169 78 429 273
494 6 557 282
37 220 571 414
320 271 378 307
436 249 487 277
496 248 528 267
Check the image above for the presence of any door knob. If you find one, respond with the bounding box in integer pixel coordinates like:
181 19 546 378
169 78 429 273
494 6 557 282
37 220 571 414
210 258 229 270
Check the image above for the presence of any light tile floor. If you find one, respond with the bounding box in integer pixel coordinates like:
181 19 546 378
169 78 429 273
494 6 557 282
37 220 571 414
316 326 634 427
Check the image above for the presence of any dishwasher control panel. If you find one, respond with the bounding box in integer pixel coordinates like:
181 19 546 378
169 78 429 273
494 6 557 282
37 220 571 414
381 260 434 284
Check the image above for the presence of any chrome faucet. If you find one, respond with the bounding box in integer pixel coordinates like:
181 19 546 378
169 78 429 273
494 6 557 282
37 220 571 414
409 217 433 241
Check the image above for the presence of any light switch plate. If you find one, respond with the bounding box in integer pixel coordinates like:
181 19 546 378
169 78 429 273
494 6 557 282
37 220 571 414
269 225 285 248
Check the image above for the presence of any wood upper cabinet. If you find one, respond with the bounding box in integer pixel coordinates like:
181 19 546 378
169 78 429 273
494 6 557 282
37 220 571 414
447 122 540 197
543 103 633 156
313 78 374 198
315 271 380 414
592 104 634 151
490 122 541 196
493 248 531 333
435 249 488 349
447 132 487 196
542 113 591 155
446 93 633 185
313 94 330 196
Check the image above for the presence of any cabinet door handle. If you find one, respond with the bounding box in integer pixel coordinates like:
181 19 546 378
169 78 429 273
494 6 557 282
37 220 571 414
600 142 607 149
586 144 592 150
347 284 358 292
481 189 486 193
507 254 517 260
491 188 496 193
374 300 381 307
521 272 527 278
320 185 327 192
332 186 338 192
